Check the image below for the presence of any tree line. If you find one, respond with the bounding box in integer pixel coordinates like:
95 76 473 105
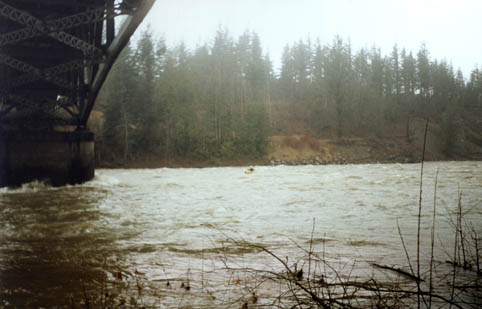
96 28 482 162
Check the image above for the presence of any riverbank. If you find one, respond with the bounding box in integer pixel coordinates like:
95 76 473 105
97 137 480 168
97 131 482 168
95 109 482 168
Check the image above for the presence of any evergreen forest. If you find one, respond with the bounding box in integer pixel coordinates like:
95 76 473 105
96 28 482 164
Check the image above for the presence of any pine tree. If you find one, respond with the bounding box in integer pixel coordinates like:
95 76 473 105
134 29 160 152
101 43 138 162
280 44 295 101
401 49 416 96
416 43 431 104
325 36 352 138
390 44 402 103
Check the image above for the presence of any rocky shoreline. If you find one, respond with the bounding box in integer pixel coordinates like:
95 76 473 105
268 155 415 166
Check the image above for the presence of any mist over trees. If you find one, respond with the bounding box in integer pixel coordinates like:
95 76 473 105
97 28 482 163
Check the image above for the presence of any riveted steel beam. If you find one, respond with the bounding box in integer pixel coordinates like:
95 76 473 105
45 59 86 76
7 59 99 89
0 1 118 29
0 1 104 56
0 53 74 89
0 52 39 74
0 6 115 47
50 7 114 31
0 27 42 47
50 31 103 57
0 1 37 27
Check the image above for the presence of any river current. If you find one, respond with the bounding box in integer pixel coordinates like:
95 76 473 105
0 162 481 307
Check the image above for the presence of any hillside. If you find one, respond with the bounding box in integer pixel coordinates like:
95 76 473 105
95 118 482 168
266 118 482 166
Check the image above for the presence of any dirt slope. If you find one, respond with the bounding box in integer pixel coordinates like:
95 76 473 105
265 120 482 165
266 135 417 165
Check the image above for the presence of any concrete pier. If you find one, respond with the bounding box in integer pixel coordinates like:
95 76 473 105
0 130 95 187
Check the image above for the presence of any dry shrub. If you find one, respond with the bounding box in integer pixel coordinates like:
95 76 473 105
282 135 322 151
282 135 302 150
300 135 321 152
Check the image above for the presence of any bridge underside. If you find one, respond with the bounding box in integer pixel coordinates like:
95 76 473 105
0 0 154 186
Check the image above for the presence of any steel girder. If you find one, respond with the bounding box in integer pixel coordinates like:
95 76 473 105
7 59 85 89
0 0 155 130
0 7 109 47
0 2 103 56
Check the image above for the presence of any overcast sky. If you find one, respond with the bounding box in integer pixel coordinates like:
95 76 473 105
140 0 481 77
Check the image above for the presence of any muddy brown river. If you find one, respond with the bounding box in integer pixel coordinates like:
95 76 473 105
1 162 481 307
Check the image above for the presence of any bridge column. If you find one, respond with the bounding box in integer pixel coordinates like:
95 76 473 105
0 130 95 187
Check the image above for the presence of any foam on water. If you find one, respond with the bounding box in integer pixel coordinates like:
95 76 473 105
0 179 53 194
83 170 120 187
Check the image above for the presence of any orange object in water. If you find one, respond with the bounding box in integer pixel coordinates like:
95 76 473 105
244 167 255 174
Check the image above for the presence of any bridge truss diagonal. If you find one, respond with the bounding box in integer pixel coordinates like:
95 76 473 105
0 0 155 130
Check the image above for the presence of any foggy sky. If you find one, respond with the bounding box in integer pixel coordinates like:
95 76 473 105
140 0 481 77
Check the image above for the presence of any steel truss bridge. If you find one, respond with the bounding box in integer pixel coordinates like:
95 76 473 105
0 0 154 130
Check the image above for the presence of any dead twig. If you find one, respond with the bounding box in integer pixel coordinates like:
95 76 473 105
372 263 423 282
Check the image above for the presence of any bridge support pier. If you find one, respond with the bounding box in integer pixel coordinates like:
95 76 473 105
0 131 95 187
